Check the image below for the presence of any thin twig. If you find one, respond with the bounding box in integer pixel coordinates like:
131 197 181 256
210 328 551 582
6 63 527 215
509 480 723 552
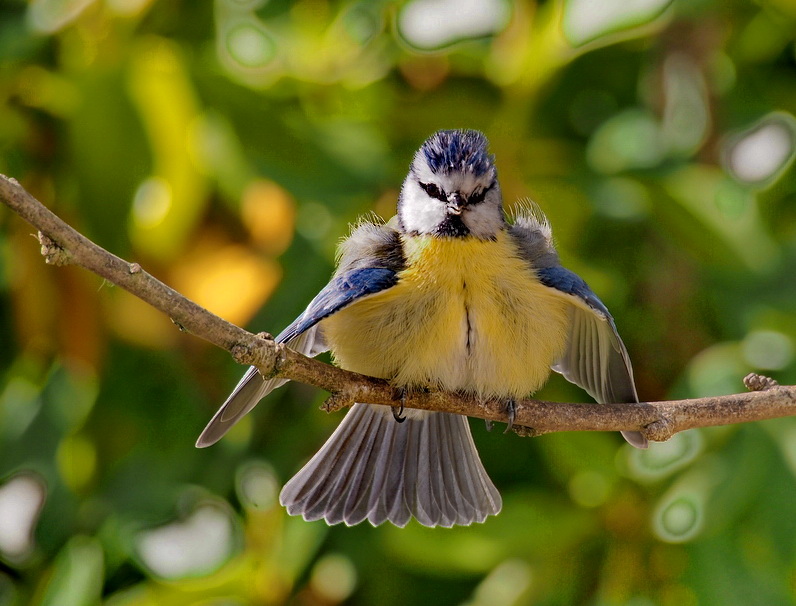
2 173 794 442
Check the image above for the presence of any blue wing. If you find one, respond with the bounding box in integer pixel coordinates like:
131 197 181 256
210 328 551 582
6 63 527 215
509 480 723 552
276 268 398 343
196 267 399 447
537 266 648 449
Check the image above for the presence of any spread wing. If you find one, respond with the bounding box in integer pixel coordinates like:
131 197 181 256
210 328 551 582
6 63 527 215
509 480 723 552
536 266 648 449
196 267 399 447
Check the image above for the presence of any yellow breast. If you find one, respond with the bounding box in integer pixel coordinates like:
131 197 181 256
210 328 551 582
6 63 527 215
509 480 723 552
321 231 571 398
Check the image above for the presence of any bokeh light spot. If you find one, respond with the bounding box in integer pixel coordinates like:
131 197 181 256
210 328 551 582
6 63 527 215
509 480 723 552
236 461 279 511
397 0 510 51
241 179 296 256
661 53 710 157
226 24 276 69
742 330 793 371
27 0 94 34
627 430 703 482
171 235 282 327
106 0 153 17
108 290 178 349
0 473 46 561
0 378 42 441
297 202 334 241
653 495 703 543
342 4 382 44
132 177 173 230
725 114 796 186
587 109 663 174
562 0 674 47
687 343 748 397
136 502 236 579
592 177 651 220
466 559 533 606
310 553 358 603
57 434 97 492
569 470 611 508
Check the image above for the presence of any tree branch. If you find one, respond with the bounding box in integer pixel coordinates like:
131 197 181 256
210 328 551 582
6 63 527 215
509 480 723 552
2 173 794 443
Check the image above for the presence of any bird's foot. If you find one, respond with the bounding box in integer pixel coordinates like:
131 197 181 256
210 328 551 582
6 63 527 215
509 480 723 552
391 387 407 423
504 399 516 434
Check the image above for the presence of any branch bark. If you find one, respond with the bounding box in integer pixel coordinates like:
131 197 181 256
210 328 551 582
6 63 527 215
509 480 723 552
2 173 794 443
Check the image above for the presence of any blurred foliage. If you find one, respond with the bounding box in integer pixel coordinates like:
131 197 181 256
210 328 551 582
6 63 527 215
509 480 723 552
1 0 796 604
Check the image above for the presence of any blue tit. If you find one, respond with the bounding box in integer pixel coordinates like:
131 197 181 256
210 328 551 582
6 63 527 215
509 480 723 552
197 129 647 528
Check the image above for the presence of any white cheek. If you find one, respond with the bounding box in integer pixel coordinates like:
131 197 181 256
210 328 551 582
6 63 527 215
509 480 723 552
463 205 502 238
400 185 445 234
462 189 504 238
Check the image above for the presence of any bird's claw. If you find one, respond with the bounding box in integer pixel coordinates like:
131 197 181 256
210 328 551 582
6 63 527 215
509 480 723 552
392 388 407 423
484 419 494 432
504 399 516 434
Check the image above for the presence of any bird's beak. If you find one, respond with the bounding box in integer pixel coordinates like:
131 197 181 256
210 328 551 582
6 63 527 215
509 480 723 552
446 192 466 215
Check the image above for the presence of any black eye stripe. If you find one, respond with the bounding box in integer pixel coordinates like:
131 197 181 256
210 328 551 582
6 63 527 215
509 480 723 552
419 181 494 204
469 189 486 204
420 182 447 202
468 182 494 205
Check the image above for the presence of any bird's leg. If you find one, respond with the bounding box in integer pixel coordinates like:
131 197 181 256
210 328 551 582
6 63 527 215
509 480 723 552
504 399 516 434
392 387 407 423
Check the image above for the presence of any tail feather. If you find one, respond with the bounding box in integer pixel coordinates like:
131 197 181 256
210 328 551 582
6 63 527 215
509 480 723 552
421 419 451 526
380 424 411 526
436 414 468 524
342 412 400 525
405 417 433 525
445 412 501 519
299 406 376 523
279 404 501 528
409 417 450 527
324 409 383 525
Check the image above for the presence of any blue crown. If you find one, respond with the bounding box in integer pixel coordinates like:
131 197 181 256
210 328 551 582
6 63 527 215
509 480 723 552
420 130 494 177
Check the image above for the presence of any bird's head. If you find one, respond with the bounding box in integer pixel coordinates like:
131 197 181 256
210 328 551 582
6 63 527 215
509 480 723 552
398 130 504 240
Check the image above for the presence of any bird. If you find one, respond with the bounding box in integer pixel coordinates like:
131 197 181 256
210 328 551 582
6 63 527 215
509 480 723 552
196 129 648 528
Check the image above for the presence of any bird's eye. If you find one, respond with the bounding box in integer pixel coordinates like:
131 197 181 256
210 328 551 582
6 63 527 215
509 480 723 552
469 181 496 205
468 188 487 204
420 182 446 201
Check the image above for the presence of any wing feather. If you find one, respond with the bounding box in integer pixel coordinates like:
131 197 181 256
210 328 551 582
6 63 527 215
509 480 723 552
195 267 399 447
536 266 648 449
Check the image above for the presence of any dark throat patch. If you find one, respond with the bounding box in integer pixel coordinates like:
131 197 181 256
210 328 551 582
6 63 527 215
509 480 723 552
433 213 470 237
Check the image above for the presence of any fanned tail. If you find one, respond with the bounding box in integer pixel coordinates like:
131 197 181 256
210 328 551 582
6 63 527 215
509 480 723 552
279 404 501 528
